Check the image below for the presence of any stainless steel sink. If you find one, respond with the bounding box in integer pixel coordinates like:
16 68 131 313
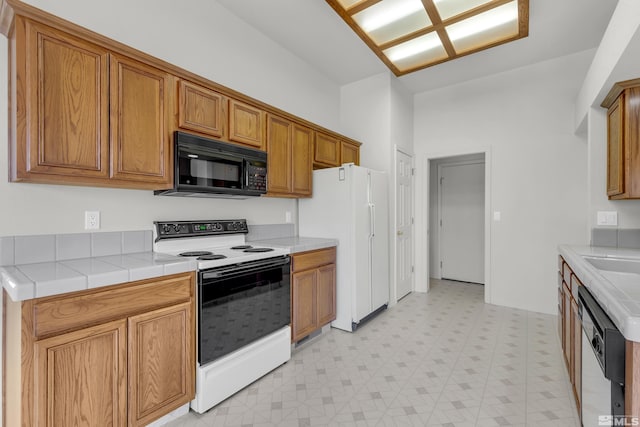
583 256 640 275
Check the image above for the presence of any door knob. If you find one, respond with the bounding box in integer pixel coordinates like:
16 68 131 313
397 230 403 236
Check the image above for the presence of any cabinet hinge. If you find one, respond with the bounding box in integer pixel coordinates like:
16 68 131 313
411 168 415 176
411 217 414 225
411 266 414 273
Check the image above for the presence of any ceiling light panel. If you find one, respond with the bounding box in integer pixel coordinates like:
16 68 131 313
383 32 447 71
434 0 494 21
326 0 529 76
446 1 519 53
354 0 432 45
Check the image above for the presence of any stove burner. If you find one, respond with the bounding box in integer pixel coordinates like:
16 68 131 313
179 251 214 257
231 245 253 250
197 254 227 260
243 247 274 253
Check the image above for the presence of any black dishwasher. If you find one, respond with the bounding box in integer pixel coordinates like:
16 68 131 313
578 285 625 427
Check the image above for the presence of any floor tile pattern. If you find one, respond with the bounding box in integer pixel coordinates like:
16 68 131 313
167 279 579 427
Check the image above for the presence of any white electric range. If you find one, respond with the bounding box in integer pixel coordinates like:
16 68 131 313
153 219 291 414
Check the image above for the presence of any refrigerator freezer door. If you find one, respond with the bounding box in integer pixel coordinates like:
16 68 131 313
352 167 373 324
370 170 390 311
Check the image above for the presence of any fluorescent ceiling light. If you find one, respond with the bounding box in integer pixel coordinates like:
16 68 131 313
358 0 425 32
447 2 518 42
326 0 529 76
386 33 442 61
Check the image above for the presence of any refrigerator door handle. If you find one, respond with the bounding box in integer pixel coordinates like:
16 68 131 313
369 203 376 237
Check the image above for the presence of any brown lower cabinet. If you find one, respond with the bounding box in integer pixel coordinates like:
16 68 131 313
291 247 337 342
557 255 582 420
4 272 196 427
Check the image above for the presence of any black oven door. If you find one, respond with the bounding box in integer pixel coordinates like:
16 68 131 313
198 256 291 366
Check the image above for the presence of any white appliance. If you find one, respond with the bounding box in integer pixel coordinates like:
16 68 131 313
153 220 291 414
299 164 389 331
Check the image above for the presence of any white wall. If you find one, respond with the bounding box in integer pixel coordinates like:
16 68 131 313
414 51 592 314
588 107 640 229
574 0 640 229
0 0 346 236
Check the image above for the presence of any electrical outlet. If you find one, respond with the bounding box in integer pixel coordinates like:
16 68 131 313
285 211 292 223
85 211 100 230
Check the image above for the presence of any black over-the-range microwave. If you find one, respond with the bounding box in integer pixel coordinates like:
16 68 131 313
155 132 268 198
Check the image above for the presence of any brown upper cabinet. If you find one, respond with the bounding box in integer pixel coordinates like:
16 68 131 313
602 79 640 199
178 80 226 139
266 114 313 197
1 0 362 195
341 140 360 165
314 131 361 169
228 99 266 150
177 80 266 150
8 16 173 190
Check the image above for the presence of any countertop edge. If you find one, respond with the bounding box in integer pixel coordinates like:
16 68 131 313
558 244 640 342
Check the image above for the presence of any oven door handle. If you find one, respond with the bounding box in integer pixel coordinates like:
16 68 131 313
201 256 290 280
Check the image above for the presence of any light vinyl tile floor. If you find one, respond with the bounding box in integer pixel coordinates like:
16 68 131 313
167 279 579 427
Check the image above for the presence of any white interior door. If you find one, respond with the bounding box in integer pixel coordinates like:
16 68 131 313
396 150 413 299
439 162 485 284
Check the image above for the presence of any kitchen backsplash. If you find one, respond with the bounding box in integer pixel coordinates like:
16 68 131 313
0 231 153 266
246 224 295 241
0 224 297 266
591 228 640 248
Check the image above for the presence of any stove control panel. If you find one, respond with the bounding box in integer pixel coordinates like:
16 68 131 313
154 219 248 240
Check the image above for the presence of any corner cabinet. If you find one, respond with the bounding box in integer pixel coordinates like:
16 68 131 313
4 272 196 427
291 247 337 342
602 79 640 199
8 16 174 190
266 114 313 197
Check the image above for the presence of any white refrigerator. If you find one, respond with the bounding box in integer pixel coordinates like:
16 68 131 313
299 164 389 332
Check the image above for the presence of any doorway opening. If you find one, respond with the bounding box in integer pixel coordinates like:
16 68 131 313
428 152 490 302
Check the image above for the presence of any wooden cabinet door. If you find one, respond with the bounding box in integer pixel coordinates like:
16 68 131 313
267 114 292 194
315 132 340 166
607 94 624 197
128 302 194 427
571 298 582 414
229 99 265 149
292 270 317 342
316 264 336 326
178 80 226 138
109 53 172 188
20 18 109 180
341 141 360 166
34 320 127 427
291 124 313 196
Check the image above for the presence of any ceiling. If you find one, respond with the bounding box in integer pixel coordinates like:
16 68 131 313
216 0 618 95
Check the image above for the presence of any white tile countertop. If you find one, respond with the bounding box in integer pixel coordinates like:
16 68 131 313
1 252 196 301
0 231 337 302
559 244 640 342
251 236 338 253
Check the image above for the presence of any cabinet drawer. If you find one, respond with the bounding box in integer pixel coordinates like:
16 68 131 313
31 272 194 338
292 247 336 272
563 262 573 284
570 273 582 299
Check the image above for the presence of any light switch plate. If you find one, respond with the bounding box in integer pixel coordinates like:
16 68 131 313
493 211 501 221
596 211 618 226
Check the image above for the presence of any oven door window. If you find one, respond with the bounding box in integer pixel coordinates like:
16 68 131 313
178 148 243 189
198 262 290 365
